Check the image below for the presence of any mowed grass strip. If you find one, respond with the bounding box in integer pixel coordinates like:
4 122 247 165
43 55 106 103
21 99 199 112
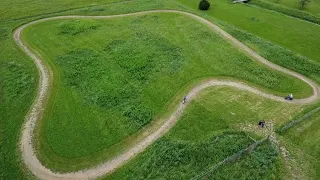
177 0 320 64
221 23 320 84
106 86 299 179
22 13 311 171
265 0 320 16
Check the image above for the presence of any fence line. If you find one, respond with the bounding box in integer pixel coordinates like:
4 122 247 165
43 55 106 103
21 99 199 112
192 136 269 180
279 107 320 133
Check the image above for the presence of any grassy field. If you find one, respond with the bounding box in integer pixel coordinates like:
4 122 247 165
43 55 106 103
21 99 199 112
265 0 320 16
0 0 127 21
106 132 256 179
0 21 38 179
166 86 304 142
177 0 320 65
0 0 188 178
21 12 312 171
221 23 320 83
205 140 282 179
0 0 319 179
106 86 301 179
1 0 180 178
281 111 320 179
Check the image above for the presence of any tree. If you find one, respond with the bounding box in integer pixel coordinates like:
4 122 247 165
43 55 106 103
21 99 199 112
299 0 310 9
199 0 210 10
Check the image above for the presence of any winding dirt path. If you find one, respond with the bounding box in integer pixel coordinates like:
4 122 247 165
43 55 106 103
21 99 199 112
14 10 320 179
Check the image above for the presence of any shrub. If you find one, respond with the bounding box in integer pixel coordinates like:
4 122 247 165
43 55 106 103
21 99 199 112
199 0 211 10
299 0 311 10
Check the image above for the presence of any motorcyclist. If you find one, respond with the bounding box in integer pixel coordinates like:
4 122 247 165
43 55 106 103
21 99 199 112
285 93 293 100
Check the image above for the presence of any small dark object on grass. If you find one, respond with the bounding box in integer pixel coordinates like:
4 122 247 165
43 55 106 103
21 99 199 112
285 93 293 100
258 120 265 128
183 96 187 104
199 0 210 10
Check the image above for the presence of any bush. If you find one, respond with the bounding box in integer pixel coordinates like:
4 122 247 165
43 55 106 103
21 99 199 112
299 0 311 10
249 0 320 25
199 0 210 10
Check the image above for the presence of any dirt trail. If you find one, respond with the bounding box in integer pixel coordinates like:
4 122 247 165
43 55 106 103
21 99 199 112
14 10 320 180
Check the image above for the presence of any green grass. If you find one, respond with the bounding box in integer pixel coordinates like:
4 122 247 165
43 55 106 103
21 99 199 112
106 86 300 179
167 86 304 143
0 0 181 178
106 132 256 180
0 22 38 179
220 23 320 83
0 0 127 21
249 0 320 25
0 0 185 178
205 140 282 179
0 17 39 179
1 0 320 178
281 111 320 179
21 12 312 171
177 0 320 65
265 0 320 16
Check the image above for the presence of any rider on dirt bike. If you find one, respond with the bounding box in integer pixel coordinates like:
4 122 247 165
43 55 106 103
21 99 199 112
285 93 293 100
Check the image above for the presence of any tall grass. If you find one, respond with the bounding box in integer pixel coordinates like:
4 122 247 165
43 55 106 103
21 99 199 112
0 23 37 179
1 0 318 177
205 140 281 179
106 132 255 179
193 136 269 179
21 13 312 171
0 0 181 178
107 86 301 179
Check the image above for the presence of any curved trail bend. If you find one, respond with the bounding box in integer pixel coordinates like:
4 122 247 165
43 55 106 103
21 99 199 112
14 10 320 180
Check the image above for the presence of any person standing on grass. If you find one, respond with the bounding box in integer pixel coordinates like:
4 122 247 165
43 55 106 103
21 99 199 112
183 96 187 104
258 120 265 128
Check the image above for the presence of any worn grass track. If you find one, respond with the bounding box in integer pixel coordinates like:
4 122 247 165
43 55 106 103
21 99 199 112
14 10 320 179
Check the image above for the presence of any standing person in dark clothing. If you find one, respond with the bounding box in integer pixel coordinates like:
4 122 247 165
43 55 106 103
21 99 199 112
258 120 265 128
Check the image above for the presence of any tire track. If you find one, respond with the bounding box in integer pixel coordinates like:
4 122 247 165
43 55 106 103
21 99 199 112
14 10 320 180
